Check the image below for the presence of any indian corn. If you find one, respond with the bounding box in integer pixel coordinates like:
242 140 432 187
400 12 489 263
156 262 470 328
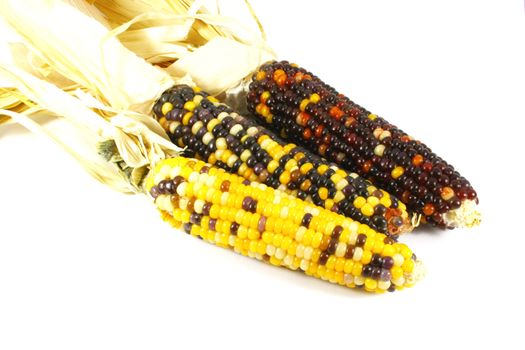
153 85 414 236
147 156 424 292
247 61 481 229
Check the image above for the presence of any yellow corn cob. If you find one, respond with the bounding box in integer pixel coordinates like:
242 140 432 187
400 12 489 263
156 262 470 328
147 157 425 292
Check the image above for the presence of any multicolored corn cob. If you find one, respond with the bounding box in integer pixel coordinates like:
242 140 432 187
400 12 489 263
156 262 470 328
246 61 481 229
147 157 424 292
153 85 414 236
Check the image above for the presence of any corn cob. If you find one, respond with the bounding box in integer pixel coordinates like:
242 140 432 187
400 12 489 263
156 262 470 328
153 85 414 237
246 61 481 229
147 156 424 292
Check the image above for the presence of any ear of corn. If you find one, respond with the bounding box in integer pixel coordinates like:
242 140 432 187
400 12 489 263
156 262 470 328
147 156 424 292
152 85 415 237
246 61 481 229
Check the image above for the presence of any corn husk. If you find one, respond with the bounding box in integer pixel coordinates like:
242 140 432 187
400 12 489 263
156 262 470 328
91 0 276 98
0 0 182 193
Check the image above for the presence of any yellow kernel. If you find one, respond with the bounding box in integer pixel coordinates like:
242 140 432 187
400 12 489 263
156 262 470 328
361 203 374 217
260 91 271 103
317 164 329 174
353 196 367 209
391 266 404 279
380 196 392 207
326 256 336 270
184 101 196 111
382 245 396 257
351 262 363 277
365 278 378 290
279 171 291 185
312 232 324 248
402 259 415 273
309 93 320 103
368 113 378 120
391 166 405 179
318 187 329 200
267 160 279 173
372 240 385 254
255 71 266 81
335 257 345 272
343 260 354 274
299 99 309 112
367 196 380 206
361 250 372 264
161 102 173 115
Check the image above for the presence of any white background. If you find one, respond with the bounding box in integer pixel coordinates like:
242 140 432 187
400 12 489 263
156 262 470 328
1 0 525 349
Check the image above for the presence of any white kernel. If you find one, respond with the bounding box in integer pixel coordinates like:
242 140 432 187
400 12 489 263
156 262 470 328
393 277 405 286
226 155 238 168
300 259 310 271
254 253 263 261
379 130 391 140
247 126 258 136
188 171 199 183
179 197 188 210
206 175 216 187
275 248 286 260
378 280 391 290
393 254 404 266
344 274 354 285
230 124 243 135
228 235 236 246
214 150 224 161
154 173 166 186
193 199 204 213
266 245 276 256
303 247 313 260
353 247 363 261
216 138 227 150
220 192 229 206
191 121 203 135
280 206 289 218
283 255 293 267
295 227 306 242
170 167 181 178
311 208 320 216
176 182 187 196
240 150 251 162
296 244 305 258
169 121 179 134
202 132 214 145
335 243 347 257
260 138 271 149
349 231 358 245
247 251 256 258
349 221 359 234
354 276 365 286
217 112 229 121
374 144 385 156
335 179 349 190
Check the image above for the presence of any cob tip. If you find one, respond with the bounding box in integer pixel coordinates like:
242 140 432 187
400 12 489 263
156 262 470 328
405 259 426 286
442 199 481 229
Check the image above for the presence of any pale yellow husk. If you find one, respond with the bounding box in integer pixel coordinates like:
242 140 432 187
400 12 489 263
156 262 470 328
0 0 185 193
